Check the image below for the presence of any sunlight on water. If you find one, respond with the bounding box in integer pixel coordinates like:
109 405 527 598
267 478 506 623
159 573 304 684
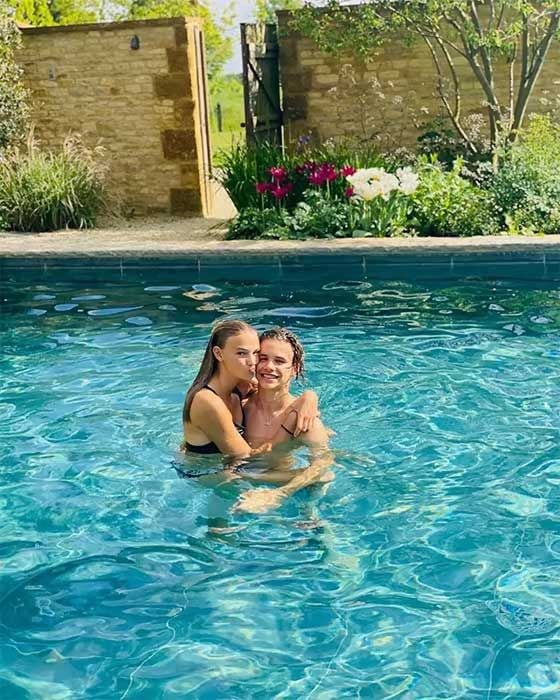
1 273 560 698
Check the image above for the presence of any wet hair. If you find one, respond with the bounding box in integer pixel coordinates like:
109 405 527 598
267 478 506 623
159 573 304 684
259 327 305 380
183 319 254 423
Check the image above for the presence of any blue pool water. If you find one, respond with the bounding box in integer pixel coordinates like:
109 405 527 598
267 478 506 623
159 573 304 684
1 271 560 698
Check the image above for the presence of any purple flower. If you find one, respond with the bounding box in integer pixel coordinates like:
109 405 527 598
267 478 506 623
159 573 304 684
344 186 354 198
256 182 270 194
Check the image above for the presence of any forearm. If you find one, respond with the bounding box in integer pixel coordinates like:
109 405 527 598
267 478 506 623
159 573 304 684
278 451 333 497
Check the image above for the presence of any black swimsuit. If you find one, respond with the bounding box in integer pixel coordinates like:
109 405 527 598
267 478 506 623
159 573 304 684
183 385 246 455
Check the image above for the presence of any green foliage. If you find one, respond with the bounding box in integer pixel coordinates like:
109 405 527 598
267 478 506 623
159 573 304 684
0 1 29 151
209 74 244 158
255 0 302 24
0 135 108 232
216 139 384 211
489 116 560 234
12 0 103 25
411 158 499 237
13 0 53 24
48 0 101 24
226 193 351 240
215 142 293 211
226 206 287 239
417 115 491 170
289 190 349 238
124 0 233 82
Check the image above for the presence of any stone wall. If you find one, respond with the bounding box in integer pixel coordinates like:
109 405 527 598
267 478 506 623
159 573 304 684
18 17 213 217
277 10 560 149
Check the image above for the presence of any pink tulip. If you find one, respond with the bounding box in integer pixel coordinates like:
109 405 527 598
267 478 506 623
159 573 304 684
271 183 292 199
255 182 270 194
322 164 338 182
308 170 326 186
341 165 356 177
268 166 287 182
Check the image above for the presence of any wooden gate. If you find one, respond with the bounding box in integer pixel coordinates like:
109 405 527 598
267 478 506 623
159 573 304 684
240 23 283 146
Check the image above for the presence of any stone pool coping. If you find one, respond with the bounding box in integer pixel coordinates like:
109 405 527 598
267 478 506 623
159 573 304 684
2 226 560 259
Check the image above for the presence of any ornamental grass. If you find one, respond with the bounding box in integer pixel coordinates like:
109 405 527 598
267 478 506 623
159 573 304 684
0 133 108 232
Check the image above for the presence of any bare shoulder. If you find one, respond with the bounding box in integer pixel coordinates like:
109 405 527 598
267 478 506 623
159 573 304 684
190 388 226 419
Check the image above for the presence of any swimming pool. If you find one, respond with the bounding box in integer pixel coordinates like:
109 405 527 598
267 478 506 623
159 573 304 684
1 266 560 698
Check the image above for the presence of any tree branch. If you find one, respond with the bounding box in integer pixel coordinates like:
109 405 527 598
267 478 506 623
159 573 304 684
488 0 496 31
512 11 560 135
421 34 476 152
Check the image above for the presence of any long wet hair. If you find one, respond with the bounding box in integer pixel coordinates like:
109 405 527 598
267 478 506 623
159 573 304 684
259 327 305 380
183 319 254 423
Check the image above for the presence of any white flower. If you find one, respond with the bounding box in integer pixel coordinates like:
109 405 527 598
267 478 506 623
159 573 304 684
379 172 399 197
347 167 411 200
353 180 384 200
396 167 419 194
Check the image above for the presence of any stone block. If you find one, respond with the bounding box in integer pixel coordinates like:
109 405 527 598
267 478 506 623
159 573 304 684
153 73 189 99
170 187 202 214
312 73 338 88
174 25 188 46
286 68 313 92
180 163 201 187
173 97 196 127
161 129 197 159
283 94 307 120
166 47 188 72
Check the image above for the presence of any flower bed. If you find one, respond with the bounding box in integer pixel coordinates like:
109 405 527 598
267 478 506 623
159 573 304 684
218 116 560 240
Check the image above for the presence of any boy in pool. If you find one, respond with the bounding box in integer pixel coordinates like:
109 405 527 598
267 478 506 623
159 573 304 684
233 328 333 514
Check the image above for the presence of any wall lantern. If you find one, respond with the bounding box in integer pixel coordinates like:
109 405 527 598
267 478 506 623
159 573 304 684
130 35 140 50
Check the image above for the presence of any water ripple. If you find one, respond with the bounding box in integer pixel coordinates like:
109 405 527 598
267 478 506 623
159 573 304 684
1 276 560 697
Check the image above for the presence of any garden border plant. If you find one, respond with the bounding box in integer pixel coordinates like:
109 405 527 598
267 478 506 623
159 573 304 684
0 134 109 232
220 111 560 240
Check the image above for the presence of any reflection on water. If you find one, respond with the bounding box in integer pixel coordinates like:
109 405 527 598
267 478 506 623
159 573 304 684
1 275 560 697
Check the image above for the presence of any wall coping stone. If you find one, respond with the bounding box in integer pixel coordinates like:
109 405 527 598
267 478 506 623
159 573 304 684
20 16 201 36
1 230 560 259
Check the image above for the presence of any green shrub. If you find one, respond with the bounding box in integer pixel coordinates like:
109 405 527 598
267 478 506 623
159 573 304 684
489 115 560 234
215 141 291 211
0 2 29 151
0 135 108 232
226 195 351 241
411 158 499 237
226 206 287 239
288 190 351 238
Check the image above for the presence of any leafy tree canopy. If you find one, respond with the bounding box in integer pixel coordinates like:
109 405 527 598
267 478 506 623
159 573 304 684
0 0 29 149
255 0 302 23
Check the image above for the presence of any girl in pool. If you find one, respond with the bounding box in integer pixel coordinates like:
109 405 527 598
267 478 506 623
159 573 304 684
182 319 318 459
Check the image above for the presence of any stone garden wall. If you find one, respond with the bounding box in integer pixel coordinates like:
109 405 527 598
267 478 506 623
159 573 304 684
277 10 560 149
18 17 213 217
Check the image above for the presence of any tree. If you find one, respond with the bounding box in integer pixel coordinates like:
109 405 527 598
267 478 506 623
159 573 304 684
123 0 233 83
293 1 560 153
12 0 108 26
12 0 53 25
255 0 302 23
0 0 29 150
48 0 102 24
